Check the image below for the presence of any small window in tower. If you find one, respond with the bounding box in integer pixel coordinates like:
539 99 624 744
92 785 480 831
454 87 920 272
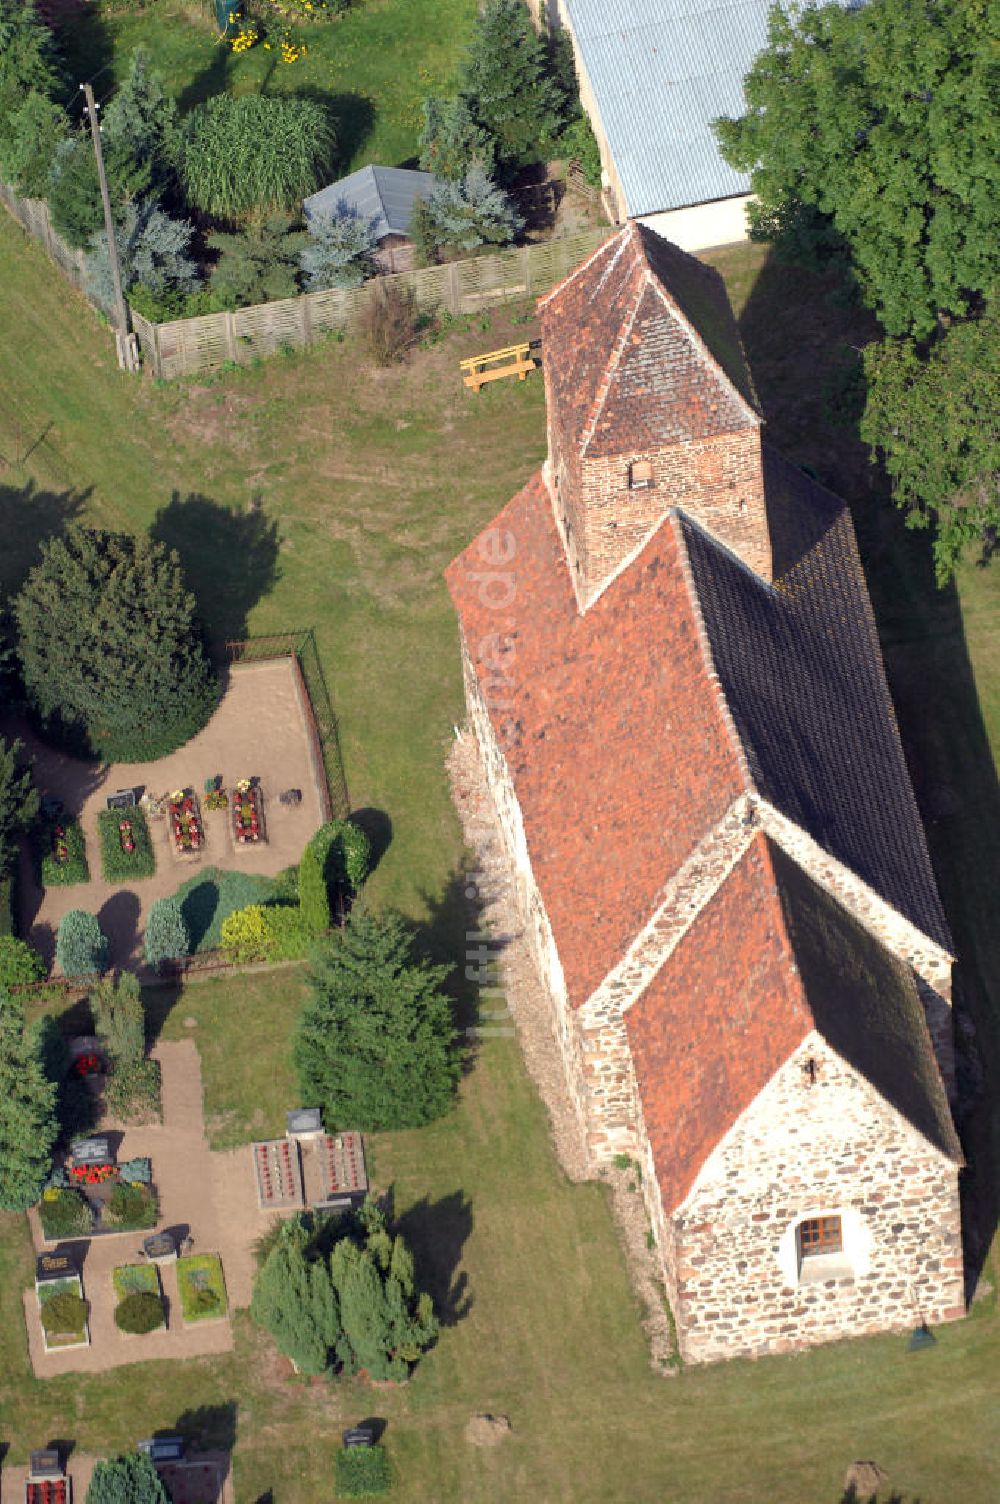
797 1215 843 1259
628 460 654 490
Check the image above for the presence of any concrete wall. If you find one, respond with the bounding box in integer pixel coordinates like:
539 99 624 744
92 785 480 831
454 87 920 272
671 1035 965 1363
637 198 752 253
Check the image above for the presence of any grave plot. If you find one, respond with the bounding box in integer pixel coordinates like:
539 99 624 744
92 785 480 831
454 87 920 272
35 1253 89 1352
166 789 206 860
229 778 267 851
305 1131 368 1213
25 1449 71 1504
252 1137 304 1211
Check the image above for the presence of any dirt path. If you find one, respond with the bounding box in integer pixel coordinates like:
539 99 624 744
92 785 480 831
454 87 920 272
8 659 327 970
24 1040 274 1379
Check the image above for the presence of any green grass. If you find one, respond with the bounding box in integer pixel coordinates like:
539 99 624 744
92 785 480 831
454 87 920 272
172 865 281 951
38 816 90 887
112 1262 160 1300
1 211 1000 1500
177 1252 228 1321
96 806 156 881
53 0 477 174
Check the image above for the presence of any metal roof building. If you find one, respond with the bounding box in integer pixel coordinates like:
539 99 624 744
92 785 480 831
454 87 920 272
557 0 840 249
303 165 435 242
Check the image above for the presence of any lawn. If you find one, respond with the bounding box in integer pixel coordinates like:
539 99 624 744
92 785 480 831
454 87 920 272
53 0 478 174
1 211 999 1499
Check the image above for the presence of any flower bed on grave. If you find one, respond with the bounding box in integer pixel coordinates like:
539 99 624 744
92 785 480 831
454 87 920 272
177 1253 228 1323
38 816 90 886
40 1156 156 1238
113 1262 165 1333
36 1273 89 1350
231 778 265 845
97 806 156 880
167 789 205 856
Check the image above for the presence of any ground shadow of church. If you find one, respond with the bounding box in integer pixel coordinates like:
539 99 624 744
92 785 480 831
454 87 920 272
738 248 1000 1302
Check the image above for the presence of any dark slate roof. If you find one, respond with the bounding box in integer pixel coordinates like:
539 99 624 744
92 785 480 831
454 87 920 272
679 450 952 952
303 165 435 241
538 223 759 463
771 841 961 1163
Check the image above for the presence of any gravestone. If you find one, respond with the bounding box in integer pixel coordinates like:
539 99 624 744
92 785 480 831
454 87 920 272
286 1107 323 1140
35 1251 76 1284
343 1426 376 1449
71 1135 112 1166
143 1231 177 1265
106 789 137 811
137 1436 186 1464
29 1450 63 1479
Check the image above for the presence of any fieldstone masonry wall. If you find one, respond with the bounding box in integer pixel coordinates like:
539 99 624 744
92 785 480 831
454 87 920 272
672 1035 965 1363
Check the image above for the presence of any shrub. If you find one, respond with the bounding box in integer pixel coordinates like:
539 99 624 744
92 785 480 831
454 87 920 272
39 817 89 887
56 911 107 977
0 990 58 1209
0 935 45 986
173 866 280 952
40 1290 87 1336
300 199 377 291
85 1454 170 1504
561 113 602 188
119 1156 152 1185
182 94 334 221
97 807 155 882
207 215 307 308
358 281 419 367
114 1290 163 1333
113 1262 158 1297
335 1445 391 1498
39 1187 92 1238
86 201 199 319
15 525 217 763
104 1180 157 1230
92 972 145 1062
424 165 523 255
144 896 189 971
220 903 311 963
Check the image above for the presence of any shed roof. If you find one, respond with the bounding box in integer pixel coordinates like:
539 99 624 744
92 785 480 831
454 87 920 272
303 165 435 241
563 0 852 216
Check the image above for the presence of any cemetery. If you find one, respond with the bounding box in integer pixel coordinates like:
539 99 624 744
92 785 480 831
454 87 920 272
252 1115 368 1214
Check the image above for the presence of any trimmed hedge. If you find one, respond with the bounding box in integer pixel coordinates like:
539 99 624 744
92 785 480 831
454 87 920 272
220 902 312 964
97 807 155 882
56 909 108 976
39 818 90 887
173 866 279 952
335 1445 391 1498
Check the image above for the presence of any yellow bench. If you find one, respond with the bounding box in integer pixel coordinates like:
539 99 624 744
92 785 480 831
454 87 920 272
460 342 536 392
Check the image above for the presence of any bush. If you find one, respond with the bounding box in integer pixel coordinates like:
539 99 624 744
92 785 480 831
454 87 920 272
335 1445 391 1497
85 1454 170 1504
0 935 45 986
105 1057 160 1120
119 1156 152 1184
561 113 602 188
40 1290 87 1336
220 903 312 963
114 1290 163 1333
97 807 155 881
300 199 377 292
39 817 89 886
39 1187 93 1238
104 1180 157 1230
56 910 107 977
423 165 523 255
15 526 218 763
207 215 307 308
358 281 419 367
144 895 189 971
182 94 334 221
173 866 280 952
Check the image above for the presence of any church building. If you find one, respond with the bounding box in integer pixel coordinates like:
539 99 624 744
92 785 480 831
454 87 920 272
446 223 966 1363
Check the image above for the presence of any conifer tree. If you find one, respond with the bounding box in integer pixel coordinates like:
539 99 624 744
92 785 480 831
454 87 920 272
0 734 37 874
85 1454 170 1504
0 989 58 1211
424 164 523 255
419 94 496 180
250 1217 344 1374
294 909 459 1131
15 525 217 761
459 0 565 168
300 200 377 291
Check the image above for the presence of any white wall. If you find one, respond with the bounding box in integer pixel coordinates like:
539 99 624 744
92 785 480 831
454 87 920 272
637 197 752 253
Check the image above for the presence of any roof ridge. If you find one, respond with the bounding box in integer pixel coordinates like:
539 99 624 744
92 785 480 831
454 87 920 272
536 224 626 312
642 252 762 425
578 261 646 456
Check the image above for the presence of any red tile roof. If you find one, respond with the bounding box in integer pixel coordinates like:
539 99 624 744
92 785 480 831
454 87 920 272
539 222 760 463
445 472 746 1008
626 835 960 1217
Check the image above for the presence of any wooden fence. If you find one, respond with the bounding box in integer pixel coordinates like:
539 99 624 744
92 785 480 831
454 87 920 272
0 182 115 318
132 226 614 380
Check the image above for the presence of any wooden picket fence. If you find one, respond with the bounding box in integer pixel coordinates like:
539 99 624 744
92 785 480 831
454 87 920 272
131 226 614 380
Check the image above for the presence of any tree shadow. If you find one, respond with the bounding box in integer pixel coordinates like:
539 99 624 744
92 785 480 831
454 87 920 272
393 1189 473 1328
418 864 513 1068
96 889 142 972
176 41 233 115
149 492 281 654
172 1401 238 1452
288 87 376 178
46 4 116 108
349 807 392 875
0 480 86 601
739 248 1000 1301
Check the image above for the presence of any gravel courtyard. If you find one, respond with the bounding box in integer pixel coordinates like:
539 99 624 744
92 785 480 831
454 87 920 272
9 659 328 970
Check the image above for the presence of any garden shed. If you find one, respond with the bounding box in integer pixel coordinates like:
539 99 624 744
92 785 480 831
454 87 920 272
303 165 437 273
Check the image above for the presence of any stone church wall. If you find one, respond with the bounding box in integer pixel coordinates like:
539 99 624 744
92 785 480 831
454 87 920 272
670 1037 965 1364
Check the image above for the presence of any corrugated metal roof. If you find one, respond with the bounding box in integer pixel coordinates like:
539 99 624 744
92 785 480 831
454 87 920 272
564 0 839 216
303 165 435 240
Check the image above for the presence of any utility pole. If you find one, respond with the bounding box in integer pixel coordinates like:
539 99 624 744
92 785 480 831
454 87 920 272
81 82 139 373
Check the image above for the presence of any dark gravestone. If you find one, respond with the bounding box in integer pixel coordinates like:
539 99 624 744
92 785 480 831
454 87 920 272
137 1436 186 1463
29 1450 63 1479
343 1426 376 1450
71 1135 112 1166
106 789 136 811
143 1231 176 1261
36 1251 76 1284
